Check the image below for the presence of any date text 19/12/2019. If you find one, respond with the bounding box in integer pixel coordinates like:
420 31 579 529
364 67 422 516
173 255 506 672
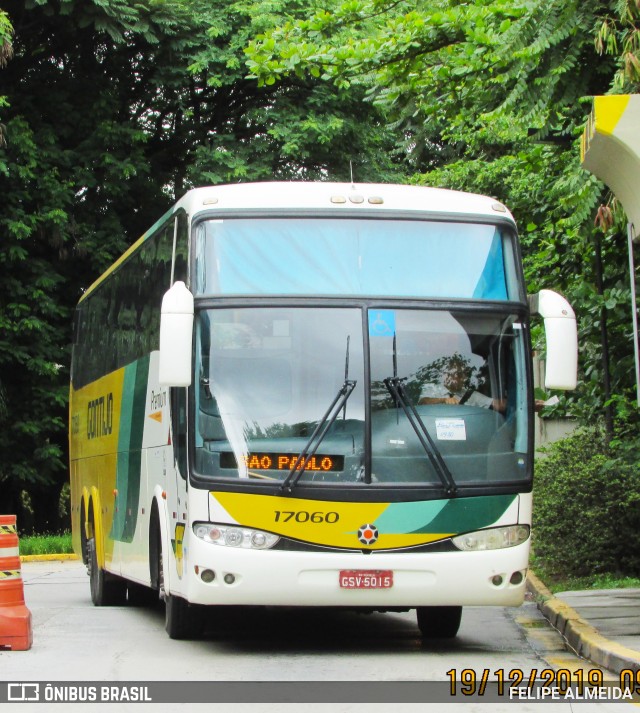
446 668 640 699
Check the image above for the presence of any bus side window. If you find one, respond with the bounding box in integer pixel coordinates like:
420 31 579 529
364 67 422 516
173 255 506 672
173 211 189 285
172 387 188 479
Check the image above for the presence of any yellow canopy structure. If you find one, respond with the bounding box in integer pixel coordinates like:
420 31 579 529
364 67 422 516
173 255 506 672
582 94 640 404
581 95 640 235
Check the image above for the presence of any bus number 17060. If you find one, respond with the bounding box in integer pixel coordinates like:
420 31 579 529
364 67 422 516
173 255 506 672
274 510 340 524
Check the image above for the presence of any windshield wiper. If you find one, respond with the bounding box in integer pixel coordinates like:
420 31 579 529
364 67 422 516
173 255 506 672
280 378 356 494
383 335 457 496
281 336 356 494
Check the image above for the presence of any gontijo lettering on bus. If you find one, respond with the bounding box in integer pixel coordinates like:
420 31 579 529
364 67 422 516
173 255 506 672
86 393 113 440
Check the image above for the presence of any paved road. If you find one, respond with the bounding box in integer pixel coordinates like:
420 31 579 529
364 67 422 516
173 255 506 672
0 560 629 712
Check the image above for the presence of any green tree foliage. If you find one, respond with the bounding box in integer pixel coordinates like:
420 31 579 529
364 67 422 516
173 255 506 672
0 0 194 529
0 7 12 451
247 0 612 158
185 0 403 184
0 0 398 531
0 8 12 149
596 0 640 92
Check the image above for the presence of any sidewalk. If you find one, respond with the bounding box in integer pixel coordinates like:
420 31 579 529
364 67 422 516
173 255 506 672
528 572 640 673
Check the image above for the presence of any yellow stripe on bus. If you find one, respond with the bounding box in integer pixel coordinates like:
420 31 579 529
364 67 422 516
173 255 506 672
213 492 451 550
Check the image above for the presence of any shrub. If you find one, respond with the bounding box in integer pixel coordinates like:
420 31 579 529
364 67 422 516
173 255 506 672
533 427 640 578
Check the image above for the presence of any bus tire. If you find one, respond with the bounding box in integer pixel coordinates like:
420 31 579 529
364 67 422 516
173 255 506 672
165 593 199 639
87 537 126 606
157 532 202 639
416 606 462 638
80 500 88 565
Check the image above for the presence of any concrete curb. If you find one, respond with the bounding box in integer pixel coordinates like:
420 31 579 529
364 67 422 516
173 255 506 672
20 553 79 563
527 571 640 674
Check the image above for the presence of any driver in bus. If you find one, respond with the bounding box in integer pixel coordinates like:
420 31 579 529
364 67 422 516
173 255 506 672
418 356 506 412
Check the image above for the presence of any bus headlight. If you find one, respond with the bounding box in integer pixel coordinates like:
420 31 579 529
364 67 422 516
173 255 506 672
193 522 279 550
452 525 530 551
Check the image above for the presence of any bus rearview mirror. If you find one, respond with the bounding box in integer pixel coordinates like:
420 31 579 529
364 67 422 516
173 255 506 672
159 281 194 387
529 289 577 390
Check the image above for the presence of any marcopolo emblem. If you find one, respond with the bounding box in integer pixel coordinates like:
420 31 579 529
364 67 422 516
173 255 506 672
357 524 379 545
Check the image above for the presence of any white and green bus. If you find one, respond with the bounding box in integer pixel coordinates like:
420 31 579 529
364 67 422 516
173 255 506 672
69 182 577 639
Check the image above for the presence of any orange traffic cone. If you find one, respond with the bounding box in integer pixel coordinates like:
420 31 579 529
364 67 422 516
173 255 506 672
0 515 33 650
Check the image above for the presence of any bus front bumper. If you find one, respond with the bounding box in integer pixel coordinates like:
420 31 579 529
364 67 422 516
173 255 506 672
173 536 529 608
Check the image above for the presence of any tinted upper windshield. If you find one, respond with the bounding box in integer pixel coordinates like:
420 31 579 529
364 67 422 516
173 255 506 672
195 218 521 300
193 307 530 489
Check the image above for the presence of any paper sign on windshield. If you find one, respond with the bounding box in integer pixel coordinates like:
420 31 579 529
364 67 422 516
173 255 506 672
436 419 466 441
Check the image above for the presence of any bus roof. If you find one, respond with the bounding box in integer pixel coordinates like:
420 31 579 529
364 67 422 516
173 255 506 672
79 182 515 303
175 182 515 223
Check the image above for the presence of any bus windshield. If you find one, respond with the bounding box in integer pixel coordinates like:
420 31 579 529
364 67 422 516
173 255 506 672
193 306 530 489
194 218 521 300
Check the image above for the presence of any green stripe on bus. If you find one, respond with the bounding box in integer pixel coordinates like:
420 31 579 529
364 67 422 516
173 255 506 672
373 494 517 536
123 354 149 542
408 494 517 534
373 499 448 534
110 356 150 543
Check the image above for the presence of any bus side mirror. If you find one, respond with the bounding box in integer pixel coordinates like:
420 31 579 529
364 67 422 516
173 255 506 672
159 281 194 387
529 289 577 390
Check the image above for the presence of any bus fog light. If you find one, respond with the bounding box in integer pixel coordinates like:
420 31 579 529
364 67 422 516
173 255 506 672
452 525 530 551
510 571 524 586
201 569 216 583
492 575 504 587
224 573 235 585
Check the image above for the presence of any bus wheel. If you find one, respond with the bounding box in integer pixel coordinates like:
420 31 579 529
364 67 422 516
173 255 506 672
158 540 201 639
165 593 201 640
416 606 462 638
87 537 126 606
